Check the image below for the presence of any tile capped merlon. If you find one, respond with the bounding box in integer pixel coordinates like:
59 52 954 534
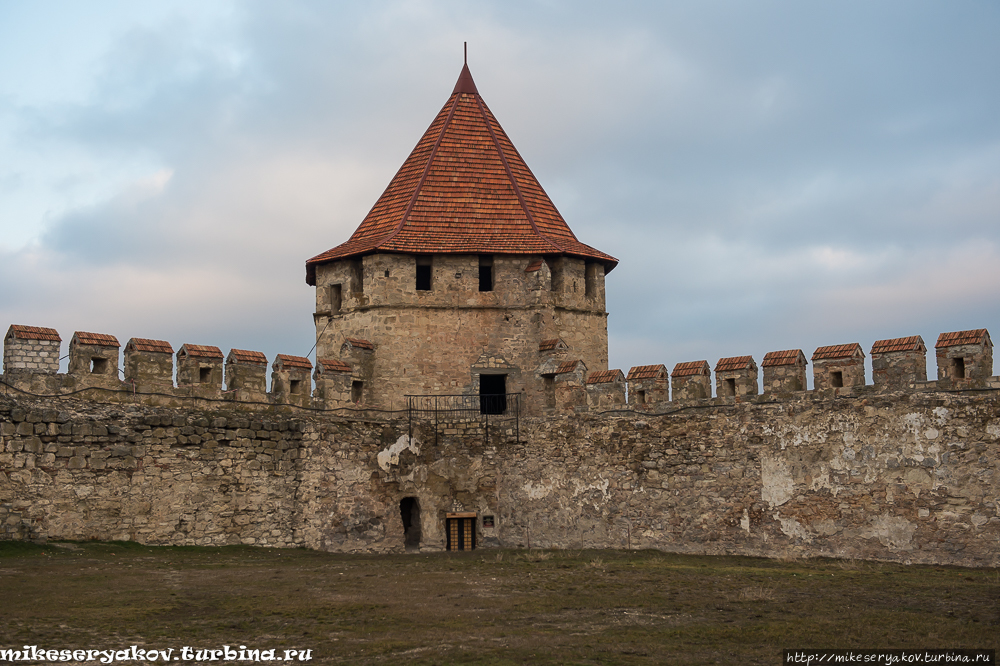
761 349 807 394
871 336 927 388
68 332 120 378
935 328 993 382
812 343 865 390
671 360 711 401
714 356 758 399
4 325 62 374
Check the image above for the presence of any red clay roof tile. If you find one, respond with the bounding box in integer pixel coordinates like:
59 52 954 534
305 65 617 285
127 338 173 354
555 360 583 375
72 331 119 347
627 364 667 380
178 344 224 360
227 349 268 365
318 358 352 373
935 329 990 348
811 343 863 361
715 356 755 372
538 338 564 352
761 350 805 367
870 336 926 355
7 325 61 342
275 354 312 370
344 337 375 350
672 361 710 377
587 369 623 384
525 259 543 272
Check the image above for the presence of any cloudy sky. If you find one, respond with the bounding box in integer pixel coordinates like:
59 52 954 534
2 1 999 386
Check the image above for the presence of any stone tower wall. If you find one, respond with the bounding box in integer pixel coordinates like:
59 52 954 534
312 253 609 414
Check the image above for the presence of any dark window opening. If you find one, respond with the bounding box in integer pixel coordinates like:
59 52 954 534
479 256 493 292
446 516 476 551
352 261 364 296
416 257 432 291
725 378 736 397
400 497 421 551
351 380 363 403
831 371 844 388
384 269 390 278
954 357 966 379
482 515 495 528
546 258 562 292
90 358 108 374
289 379 303 395
636 389 647 404
480 374 506 415
543 374 556 408
329 284 342 313
585 263 598 298
199 367 212 383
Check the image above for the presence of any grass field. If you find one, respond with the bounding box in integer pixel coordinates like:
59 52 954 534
0 541 996 665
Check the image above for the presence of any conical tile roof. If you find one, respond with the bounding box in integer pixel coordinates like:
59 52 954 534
305 63 617 285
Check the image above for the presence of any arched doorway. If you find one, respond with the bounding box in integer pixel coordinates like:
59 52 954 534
399 497 421 551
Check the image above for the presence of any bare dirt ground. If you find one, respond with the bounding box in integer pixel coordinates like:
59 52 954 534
1 541 996 665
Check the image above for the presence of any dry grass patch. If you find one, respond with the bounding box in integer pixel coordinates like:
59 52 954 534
0 542 996 665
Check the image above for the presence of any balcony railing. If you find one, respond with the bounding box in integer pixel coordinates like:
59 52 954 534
405 393 520 444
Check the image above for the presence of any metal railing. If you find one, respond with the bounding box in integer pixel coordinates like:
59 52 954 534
405 393 520 444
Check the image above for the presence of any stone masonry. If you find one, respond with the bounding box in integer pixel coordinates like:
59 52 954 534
2 386 999 567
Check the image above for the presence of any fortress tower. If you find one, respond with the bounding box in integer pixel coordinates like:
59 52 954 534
305 62 617 413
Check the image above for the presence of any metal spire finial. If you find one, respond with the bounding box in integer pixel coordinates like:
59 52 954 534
464 42 467 65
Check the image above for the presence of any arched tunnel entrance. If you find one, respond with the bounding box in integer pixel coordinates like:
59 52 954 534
400 497 421 551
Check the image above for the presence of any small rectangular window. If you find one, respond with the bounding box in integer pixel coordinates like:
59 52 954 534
479 256 493 292
351 380 363 403
831 371 844 388
585 262 599 298
725 378 736 396
636 389 646 404
199 367 212 383
416 257 432 291
329 284 342 313
954 357 966 379
289 379 303 395
90 358 108 374
352 261 364 296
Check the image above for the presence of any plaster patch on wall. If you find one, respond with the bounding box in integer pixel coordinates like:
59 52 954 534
571 477 610 501
985 422 1000 440
376 435 420 471
760 454 794 507
773 512 812 542
523 479 557 500
932 407 950 425
812 519 840 536
740 508 750 534
760 424 813 450
865 514 916 550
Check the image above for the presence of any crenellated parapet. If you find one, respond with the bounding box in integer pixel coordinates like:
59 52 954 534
3 324 999 415
544 328 998 414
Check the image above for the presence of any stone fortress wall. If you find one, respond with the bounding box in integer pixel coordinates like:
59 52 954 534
1 323 998 567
